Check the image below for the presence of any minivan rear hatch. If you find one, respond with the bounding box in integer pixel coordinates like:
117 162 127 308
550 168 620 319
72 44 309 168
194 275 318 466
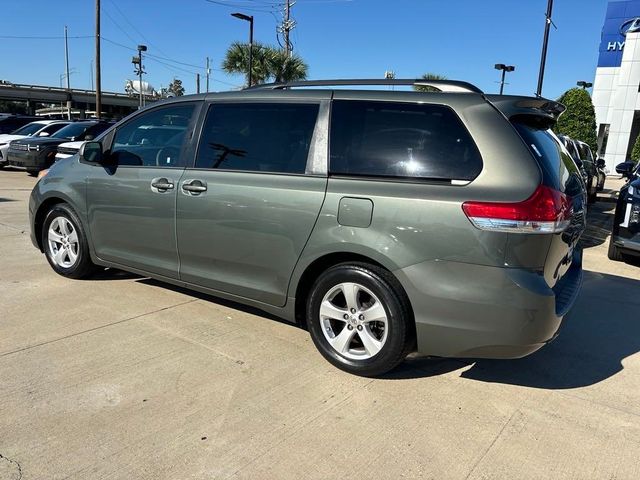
486 95 586 293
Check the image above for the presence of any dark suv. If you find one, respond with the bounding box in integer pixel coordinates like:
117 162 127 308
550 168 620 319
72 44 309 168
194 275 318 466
8 120 112 175
28 79 586 376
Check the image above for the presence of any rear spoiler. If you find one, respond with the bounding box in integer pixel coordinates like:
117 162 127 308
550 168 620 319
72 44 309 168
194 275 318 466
485 95 566 128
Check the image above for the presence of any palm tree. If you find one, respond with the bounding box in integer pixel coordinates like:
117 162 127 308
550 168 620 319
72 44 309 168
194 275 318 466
222 42 308 87
222 42 272 87
267 49 308 83
414 73 448 92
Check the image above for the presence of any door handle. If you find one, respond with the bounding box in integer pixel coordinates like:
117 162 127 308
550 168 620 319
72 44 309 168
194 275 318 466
151 178 174 192
182 179 207 194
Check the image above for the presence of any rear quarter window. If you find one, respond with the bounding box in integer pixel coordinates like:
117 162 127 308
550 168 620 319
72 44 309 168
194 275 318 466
513 122 582 196
330 100 482 181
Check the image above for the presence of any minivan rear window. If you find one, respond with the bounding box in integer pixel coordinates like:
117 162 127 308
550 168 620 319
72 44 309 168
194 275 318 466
330 100 483 181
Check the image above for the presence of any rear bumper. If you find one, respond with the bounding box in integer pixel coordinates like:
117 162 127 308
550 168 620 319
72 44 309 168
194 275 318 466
394 250 583 359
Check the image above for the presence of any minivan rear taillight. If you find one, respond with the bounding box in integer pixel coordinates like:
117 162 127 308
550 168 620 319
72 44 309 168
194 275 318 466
462 185 572 234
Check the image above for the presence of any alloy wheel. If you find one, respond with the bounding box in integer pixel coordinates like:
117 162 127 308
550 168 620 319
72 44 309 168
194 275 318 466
47 217 79 268
319 282 389 360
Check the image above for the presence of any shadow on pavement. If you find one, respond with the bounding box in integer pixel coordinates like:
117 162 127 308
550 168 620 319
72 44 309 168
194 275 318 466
0 197 15 203
579 201 616 249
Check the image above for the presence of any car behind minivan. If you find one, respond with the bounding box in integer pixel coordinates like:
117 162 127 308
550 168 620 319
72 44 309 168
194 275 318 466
28 79 585 376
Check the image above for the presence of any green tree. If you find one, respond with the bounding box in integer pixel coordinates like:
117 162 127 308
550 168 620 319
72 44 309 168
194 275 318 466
222 42 272 87
168 78 185 97
631 134 640 163
413 73 448 92
267 49 308 83
222 42 308 86
0 100 27 114
555 87 597 153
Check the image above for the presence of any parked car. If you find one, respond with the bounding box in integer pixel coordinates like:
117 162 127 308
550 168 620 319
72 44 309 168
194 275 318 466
28 79 586 376
575 140 598 202
608 161 640 262
0 120 70 168
557 135 597 203
7 120 112 175
0 114 40 134
595 157 607 191
54 140 84 162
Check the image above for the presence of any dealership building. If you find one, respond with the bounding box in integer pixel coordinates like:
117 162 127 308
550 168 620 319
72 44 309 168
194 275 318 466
593 0 640 170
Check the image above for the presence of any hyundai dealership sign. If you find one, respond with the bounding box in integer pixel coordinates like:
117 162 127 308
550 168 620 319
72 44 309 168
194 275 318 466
593 0 640 171
599 0 640 67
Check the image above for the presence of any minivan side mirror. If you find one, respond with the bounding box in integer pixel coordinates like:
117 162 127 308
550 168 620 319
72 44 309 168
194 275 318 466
615 161 635 177
596 158 606 168
79 141 103 164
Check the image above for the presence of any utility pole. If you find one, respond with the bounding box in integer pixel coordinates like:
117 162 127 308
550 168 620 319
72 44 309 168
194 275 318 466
281 0 296 57
206 57 210 92
64 25 71 119
536 0 554 97
95 0 101 118
196 73 200 94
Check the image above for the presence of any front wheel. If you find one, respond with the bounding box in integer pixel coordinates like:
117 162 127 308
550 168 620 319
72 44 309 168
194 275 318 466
42 203 97 279
306 262 414 377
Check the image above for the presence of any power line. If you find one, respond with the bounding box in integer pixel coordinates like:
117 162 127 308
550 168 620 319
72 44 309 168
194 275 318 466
0 35 93 39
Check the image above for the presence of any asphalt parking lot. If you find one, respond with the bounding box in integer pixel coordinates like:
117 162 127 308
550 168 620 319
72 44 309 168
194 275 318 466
0 168 639 480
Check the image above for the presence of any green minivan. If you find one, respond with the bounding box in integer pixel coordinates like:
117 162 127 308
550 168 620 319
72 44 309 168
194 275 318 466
29 79 585 376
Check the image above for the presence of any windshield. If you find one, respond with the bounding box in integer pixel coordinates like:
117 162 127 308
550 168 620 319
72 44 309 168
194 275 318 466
52 123 93 140
12 123 45 136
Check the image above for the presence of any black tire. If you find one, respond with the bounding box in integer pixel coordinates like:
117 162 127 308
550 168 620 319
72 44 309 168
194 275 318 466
41 203 97 279
607 237 625 262
306 262 414 377
26 169 39 177
587 176 597 204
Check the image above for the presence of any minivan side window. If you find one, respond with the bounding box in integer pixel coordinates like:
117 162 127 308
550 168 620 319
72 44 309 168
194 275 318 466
195 103 319 174
330 100 483 181
110 103 195 167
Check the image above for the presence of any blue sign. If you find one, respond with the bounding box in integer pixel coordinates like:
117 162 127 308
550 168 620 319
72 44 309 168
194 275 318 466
598 0 640 67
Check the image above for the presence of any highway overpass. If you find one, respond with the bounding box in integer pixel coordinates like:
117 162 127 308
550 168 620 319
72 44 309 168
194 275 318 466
0 82 158 117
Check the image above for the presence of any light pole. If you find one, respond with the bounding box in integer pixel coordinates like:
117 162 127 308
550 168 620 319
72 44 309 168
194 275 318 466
577 81 593 90
132 44 147 108
536 0 554 97
494 64 515 95
231 12 254 87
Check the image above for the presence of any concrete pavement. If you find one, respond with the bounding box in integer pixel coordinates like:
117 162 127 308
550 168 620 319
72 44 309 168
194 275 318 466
0 168 639 479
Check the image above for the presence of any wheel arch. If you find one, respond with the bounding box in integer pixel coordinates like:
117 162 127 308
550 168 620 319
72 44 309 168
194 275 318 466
293 251 411 329
34 197 70 252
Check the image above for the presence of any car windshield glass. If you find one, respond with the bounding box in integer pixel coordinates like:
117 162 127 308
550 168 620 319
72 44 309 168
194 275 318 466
12 123 45 136
52 123 92 139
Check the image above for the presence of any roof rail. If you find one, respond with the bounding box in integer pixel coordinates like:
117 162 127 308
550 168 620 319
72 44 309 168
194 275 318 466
247 79 483 94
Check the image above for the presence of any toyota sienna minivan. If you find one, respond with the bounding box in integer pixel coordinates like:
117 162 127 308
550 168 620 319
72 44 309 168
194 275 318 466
28 79 585 376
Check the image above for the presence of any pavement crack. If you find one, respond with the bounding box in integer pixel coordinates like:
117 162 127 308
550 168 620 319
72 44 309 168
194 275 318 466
464 408 520 480
0 452 22 480
0 299 198 358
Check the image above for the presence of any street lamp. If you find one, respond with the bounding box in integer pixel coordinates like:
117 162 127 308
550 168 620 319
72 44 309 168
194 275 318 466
494 64 515 95
577 81 593 90
231 12 254 87
132 44 147 108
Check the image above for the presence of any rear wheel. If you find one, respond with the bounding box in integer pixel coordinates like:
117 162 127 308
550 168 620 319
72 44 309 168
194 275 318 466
608 237 625 262
42 204 97 279
306 262 414 376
